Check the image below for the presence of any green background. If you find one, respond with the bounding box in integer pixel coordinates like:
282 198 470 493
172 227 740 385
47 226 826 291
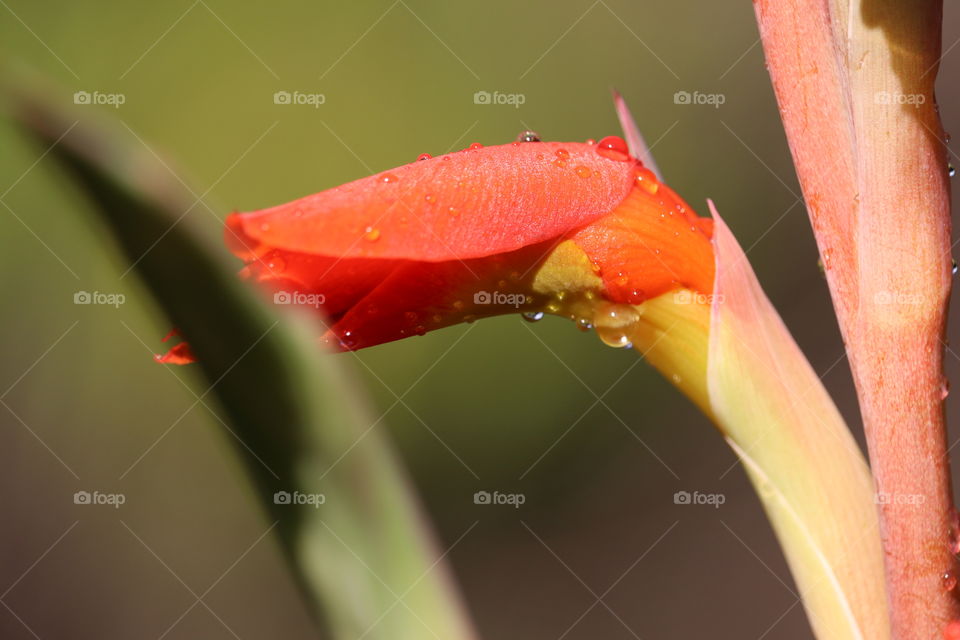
2 1 958 638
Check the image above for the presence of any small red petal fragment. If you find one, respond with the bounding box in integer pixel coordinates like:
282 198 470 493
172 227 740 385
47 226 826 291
155 342 196 365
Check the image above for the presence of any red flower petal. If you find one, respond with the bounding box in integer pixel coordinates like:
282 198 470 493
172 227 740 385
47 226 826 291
161 137 716 362
226 142 636 261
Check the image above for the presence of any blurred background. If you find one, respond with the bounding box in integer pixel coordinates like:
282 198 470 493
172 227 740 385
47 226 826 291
1 1 959 638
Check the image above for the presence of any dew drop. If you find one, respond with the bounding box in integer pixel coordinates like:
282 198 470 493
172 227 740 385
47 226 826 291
448 206 459 217
944 571 957 592
414 325 427 336
953 258 958 275
555 148 570 160
576 317 593 332
516 130 541 142
942 378 951 401
363 226 381 242
267 255 287 273
575 165 592 179
380 173 399 184
468 142 484 150
671 373 682 384
585 138 596 145
417 153 432 161
950 163 957 178
634 167 660 194
595 135 631 162
593 302 642 348
522 311 544 323
424 193 436 204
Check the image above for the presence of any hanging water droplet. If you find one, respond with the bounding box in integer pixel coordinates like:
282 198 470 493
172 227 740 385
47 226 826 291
576 317 593 332
593 302 642 348
522 311 544 323
953 258 958 275
516 130 541 143
817 258 827 278
942 378 951 400
950 163 956 178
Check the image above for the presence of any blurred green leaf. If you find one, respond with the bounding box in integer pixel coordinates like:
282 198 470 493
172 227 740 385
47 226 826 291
7 87 477 640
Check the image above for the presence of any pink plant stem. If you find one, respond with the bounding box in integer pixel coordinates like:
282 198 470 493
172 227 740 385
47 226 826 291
754 1 957 636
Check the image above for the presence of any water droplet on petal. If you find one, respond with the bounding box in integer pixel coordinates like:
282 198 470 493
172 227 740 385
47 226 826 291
595 135 631 162
417 153 432 161
364 226 381 242
424 193 436 204
516 130 541 142
950 163 956 178
555 148 570 160
380 173 399 183
593 302 641 348
944 571 957 592
447 206 459 217
575 165 592 179
634 166 660 194
522 311 544 323
468 142 484 150
267 255 286 273
585 138 596 145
